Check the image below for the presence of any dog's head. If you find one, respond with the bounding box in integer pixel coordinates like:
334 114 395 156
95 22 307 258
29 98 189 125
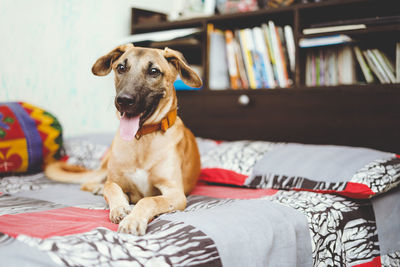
92 44 202 127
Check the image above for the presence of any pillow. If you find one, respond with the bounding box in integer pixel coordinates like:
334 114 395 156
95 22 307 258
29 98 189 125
0 102 63 174
62 137 110 170
197 138 400 199
198 138 278 185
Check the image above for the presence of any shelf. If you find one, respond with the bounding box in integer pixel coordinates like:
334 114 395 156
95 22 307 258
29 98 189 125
131 0 381 34
131 17 205 34
132 0 399 91
299 24 400 38
177 84 400 96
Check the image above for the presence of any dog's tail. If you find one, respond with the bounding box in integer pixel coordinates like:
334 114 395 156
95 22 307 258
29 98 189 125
45 150 110 185
44 161 107 184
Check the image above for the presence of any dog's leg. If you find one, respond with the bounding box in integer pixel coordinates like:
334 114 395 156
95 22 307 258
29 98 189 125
118 155 187 235
103 181 131 224
118 182 186 235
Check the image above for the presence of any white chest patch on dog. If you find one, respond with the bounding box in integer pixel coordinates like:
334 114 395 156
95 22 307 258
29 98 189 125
126 169 152 197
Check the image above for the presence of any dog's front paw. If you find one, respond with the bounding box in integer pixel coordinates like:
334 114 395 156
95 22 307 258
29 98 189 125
118 217 148 235
109 206 131 224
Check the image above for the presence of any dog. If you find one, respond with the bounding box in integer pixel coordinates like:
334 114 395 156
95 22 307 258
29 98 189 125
45 44 202 235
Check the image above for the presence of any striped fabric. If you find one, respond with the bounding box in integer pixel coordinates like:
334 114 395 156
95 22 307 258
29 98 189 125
0 102 62 173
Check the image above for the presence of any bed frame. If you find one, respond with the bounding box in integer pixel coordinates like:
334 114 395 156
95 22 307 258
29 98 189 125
177 85 400 153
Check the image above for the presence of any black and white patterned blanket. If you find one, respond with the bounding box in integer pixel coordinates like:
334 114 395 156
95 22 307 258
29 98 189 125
0 139 399 266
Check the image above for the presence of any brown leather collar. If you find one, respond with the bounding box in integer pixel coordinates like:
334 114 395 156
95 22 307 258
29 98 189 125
135 109 177 140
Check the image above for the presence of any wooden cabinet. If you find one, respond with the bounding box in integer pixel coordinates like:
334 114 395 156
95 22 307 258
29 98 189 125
131 0 400 153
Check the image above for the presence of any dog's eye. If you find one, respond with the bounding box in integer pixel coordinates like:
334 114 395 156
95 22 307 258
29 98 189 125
149 67 161 77
116 63 126 74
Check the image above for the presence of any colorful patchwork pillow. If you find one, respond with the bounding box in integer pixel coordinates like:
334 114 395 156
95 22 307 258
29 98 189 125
197 138 400 199
0 102 63 174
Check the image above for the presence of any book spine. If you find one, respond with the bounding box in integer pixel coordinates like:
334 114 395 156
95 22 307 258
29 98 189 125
262 24 279 87
316 49 320 85
397 42 400 83
238 29 257 89
353 46 375 84
302 24 366 35
363 50 387 84
311 50 316 86
306 52 312 86
253 27 275 88
284 25 296 74
268 21 287 87
208 26 230 90
367 49 390 83
225 30 240 89
234 30 249 89
278 26 292 86
372 49 396 83
246 28 263 89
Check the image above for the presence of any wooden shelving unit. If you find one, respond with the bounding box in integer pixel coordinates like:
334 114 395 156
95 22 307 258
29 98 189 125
132 0 399 90
131 0 400 153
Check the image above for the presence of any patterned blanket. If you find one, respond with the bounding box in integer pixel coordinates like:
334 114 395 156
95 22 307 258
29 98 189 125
0 139 399 266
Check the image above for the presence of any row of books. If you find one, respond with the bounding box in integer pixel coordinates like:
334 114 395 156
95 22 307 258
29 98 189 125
208 21 295 90
305 44 400 87
354 46 398 84
305 45 355 86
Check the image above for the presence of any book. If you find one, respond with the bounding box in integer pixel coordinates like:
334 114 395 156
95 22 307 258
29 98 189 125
308 16 400 28
262 23 279 88
302 24 366 35
268 21 287 87
353 46 375 83
252 27 275 88
208 25 230 90
326 47 338 86
238 29 257 89
245 28 263 88
397 43 400 83
306 45 357 86
305 52 312 86
299 34 352 48
121 27 202 43
233 30 249 89
372 49 396 83
363 50 389 84
284 25 296 74
277 26 292 86
337 45 356 85
225 30 240 89
316 49 320 85
311 50 316 86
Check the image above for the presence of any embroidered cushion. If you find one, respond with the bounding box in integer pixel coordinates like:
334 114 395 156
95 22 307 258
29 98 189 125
0 102 63 174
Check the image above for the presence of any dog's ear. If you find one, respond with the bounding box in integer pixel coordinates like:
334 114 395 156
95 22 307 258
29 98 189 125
163 48 202 88
92 44 134 76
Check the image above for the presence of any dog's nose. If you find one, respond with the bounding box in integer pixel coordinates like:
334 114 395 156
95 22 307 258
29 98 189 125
116 94 135 107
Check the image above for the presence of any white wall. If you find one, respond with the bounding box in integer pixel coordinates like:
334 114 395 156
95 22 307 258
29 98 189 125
0 0 175 137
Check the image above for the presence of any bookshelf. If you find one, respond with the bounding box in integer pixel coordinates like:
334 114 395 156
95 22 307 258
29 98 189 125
131 0 399 89
131 0 400 152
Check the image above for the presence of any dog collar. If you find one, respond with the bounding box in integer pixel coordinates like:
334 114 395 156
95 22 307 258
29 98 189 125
135 109 177 140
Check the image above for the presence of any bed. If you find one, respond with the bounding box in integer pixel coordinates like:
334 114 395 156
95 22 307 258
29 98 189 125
1 98 400 267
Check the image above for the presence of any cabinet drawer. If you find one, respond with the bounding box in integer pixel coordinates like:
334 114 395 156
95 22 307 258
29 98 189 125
177 88 400 152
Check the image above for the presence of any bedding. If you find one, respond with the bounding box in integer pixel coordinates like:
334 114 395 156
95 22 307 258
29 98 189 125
0 137 399 267
198 139 400 199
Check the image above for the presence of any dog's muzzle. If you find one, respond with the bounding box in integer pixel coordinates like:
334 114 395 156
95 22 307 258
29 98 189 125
115 93 142 117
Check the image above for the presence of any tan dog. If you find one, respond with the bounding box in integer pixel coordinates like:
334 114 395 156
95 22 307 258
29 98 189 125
45 44 202 235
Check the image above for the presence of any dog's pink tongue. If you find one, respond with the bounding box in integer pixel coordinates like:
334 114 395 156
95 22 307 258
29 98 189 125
119 114 140 141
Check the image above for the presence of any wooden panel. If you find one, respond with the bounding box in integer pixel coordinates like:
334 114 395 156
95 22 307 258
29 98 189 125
177 86 400 153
